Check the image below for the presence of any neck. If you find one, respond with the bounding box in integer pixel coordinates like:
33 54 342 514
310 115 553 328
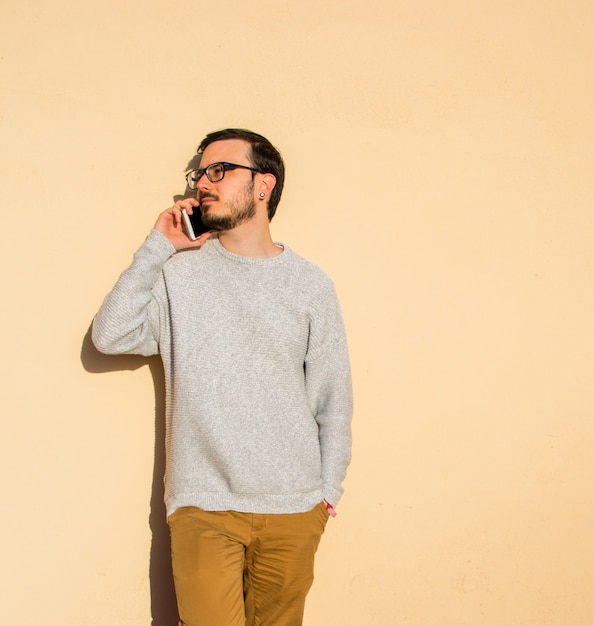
217 217 282 258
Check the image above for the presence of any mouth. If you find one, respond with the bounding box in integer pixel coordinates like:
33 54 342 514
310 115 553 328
199 193 217 206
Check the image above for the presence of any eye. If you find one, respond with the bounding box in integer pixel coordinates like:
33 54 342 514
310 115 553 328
209 163 225 179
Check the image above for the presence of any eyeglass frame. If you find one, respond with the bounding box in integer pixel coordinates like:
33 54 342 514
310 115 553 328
185 161 264 190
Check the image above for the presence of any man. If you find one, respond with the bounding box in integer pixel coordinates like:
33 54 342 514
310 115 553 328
92 128 353 626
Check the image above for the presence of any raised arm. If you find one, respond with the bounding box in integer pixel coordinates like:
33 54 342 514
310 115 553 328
92 201 210 356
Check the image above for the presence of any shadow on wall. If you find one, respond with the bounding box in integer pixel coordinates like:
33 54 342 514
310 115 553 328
81 326 179 626
78 152 203 625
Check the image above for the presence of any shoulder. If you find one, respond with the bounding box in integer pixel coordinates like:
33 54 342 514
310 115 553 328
164 237 218 269
281 247 337 299
283 246 332 280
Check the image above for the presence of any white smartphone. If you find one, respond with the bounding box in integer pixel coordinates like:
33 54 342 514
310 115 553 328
181 207 209 241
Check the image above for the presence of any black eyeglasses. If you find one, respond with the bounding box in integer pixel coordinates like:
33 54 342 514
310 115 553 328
185 162 263 190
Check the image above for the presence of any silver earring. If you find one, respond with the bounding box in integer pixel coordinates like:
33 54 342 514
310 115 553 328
259 192 265 198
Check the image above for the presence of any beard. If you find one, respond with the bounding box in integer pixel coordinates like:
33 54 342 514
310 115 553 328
200 180 256 232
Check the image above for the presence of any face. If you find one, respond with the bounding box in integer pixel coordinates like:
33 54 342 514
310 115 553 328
196 139 258 232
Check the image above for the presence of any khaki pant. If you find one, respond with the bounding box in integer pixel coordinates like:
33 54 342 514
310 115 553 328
168 503 329 626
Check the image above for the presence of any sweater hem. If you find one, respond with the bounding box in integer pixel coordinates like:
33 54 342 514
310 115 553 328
166 488 324 518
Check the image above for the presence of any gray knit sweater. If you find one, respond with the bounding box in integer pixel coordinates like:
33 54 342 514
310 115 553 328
92 230 352 516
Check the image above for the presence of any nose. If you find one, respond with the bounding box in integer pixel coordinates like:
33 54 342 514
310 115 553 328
197 173 211 191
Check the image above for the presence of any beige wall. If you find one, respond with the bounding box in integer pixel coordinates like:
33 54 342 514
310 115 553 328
2 1 594 624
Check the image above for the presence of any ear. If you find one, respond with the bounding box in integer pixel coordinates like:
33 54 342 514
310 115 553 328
257 173 276 198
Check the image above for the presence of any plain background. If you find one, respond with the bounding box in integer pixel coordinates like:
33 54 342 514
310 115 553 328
2 1 594 624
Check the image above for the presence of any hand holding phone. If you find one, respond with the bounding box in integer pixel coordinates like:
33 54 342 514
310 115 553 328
181 207 209 241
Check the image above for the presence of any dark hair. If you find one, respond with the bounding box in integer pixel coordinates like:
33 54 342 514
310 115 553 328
197 128 285 220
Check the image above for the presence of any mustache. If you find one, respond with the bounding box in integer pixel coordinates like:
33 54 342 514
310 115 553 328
199 192 219 203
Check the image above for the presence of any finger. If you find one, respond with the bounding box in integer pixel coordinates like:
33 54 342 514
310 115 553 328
183 199 200 216
170 202 187 225
196 231 212 246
